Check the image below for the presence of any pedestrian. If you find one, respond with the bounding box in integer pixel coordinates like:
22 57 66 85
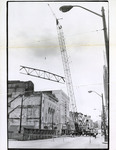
94 132 97 138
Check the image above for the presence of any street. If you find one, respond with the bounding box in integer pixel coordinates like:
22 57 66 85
9 134 108 149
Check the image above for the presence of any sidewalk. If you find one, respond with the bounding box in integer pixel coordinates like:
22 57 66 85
84 135 108 149
9 134 108 149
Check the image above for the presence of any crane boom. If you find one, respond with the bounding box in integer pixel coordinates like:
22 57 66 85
56 19 77 112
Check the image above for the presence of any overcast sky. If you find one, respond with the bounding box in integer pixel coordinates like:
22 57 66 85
8 1 108 121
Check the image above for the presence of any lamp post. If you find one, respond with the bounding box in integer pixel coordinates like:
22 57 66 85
88 91 107 143
60 5 108 143
59 5 109 69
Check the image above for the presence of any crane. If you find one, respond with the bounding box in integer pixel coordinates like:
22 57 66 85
48 4 77 113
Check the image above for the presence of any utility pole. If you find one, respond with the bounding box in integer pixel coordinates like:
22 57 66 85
101 7 109 68
52 109 55 130
39 92 42 130
19 95 24 133
102 7 109 140
101 94 107 142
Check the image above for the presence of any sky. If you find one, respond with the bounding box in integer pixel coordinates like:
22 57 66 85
8 1 108 121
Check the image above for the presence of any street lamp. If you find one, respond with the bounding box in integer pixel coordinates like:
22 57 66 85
60 4 108 141
59 5 109 69
88 91 107 143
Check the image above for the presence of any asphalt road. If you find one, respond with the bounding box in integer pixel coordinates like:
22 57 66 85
8 134 108 149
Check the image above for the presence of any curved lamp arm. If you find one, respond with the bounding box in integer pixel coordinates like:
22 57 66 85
88 90 102 97
59 5 102 17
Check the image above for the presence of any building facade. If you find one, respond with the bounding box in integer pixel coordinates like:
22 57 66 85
52 90 70 134
8 81 59 134
41 91 59 130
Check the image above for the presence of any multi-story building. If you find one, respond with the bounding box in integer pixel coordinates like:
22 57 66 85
52 90 70 134
69 111 75 131
81 115 91 131
8 81 59 134
77 112 83 126
41 91 59 130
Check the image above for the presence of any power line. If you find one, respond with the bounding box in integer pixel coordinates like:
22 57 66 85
9 28 103 46
74 83 103 88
